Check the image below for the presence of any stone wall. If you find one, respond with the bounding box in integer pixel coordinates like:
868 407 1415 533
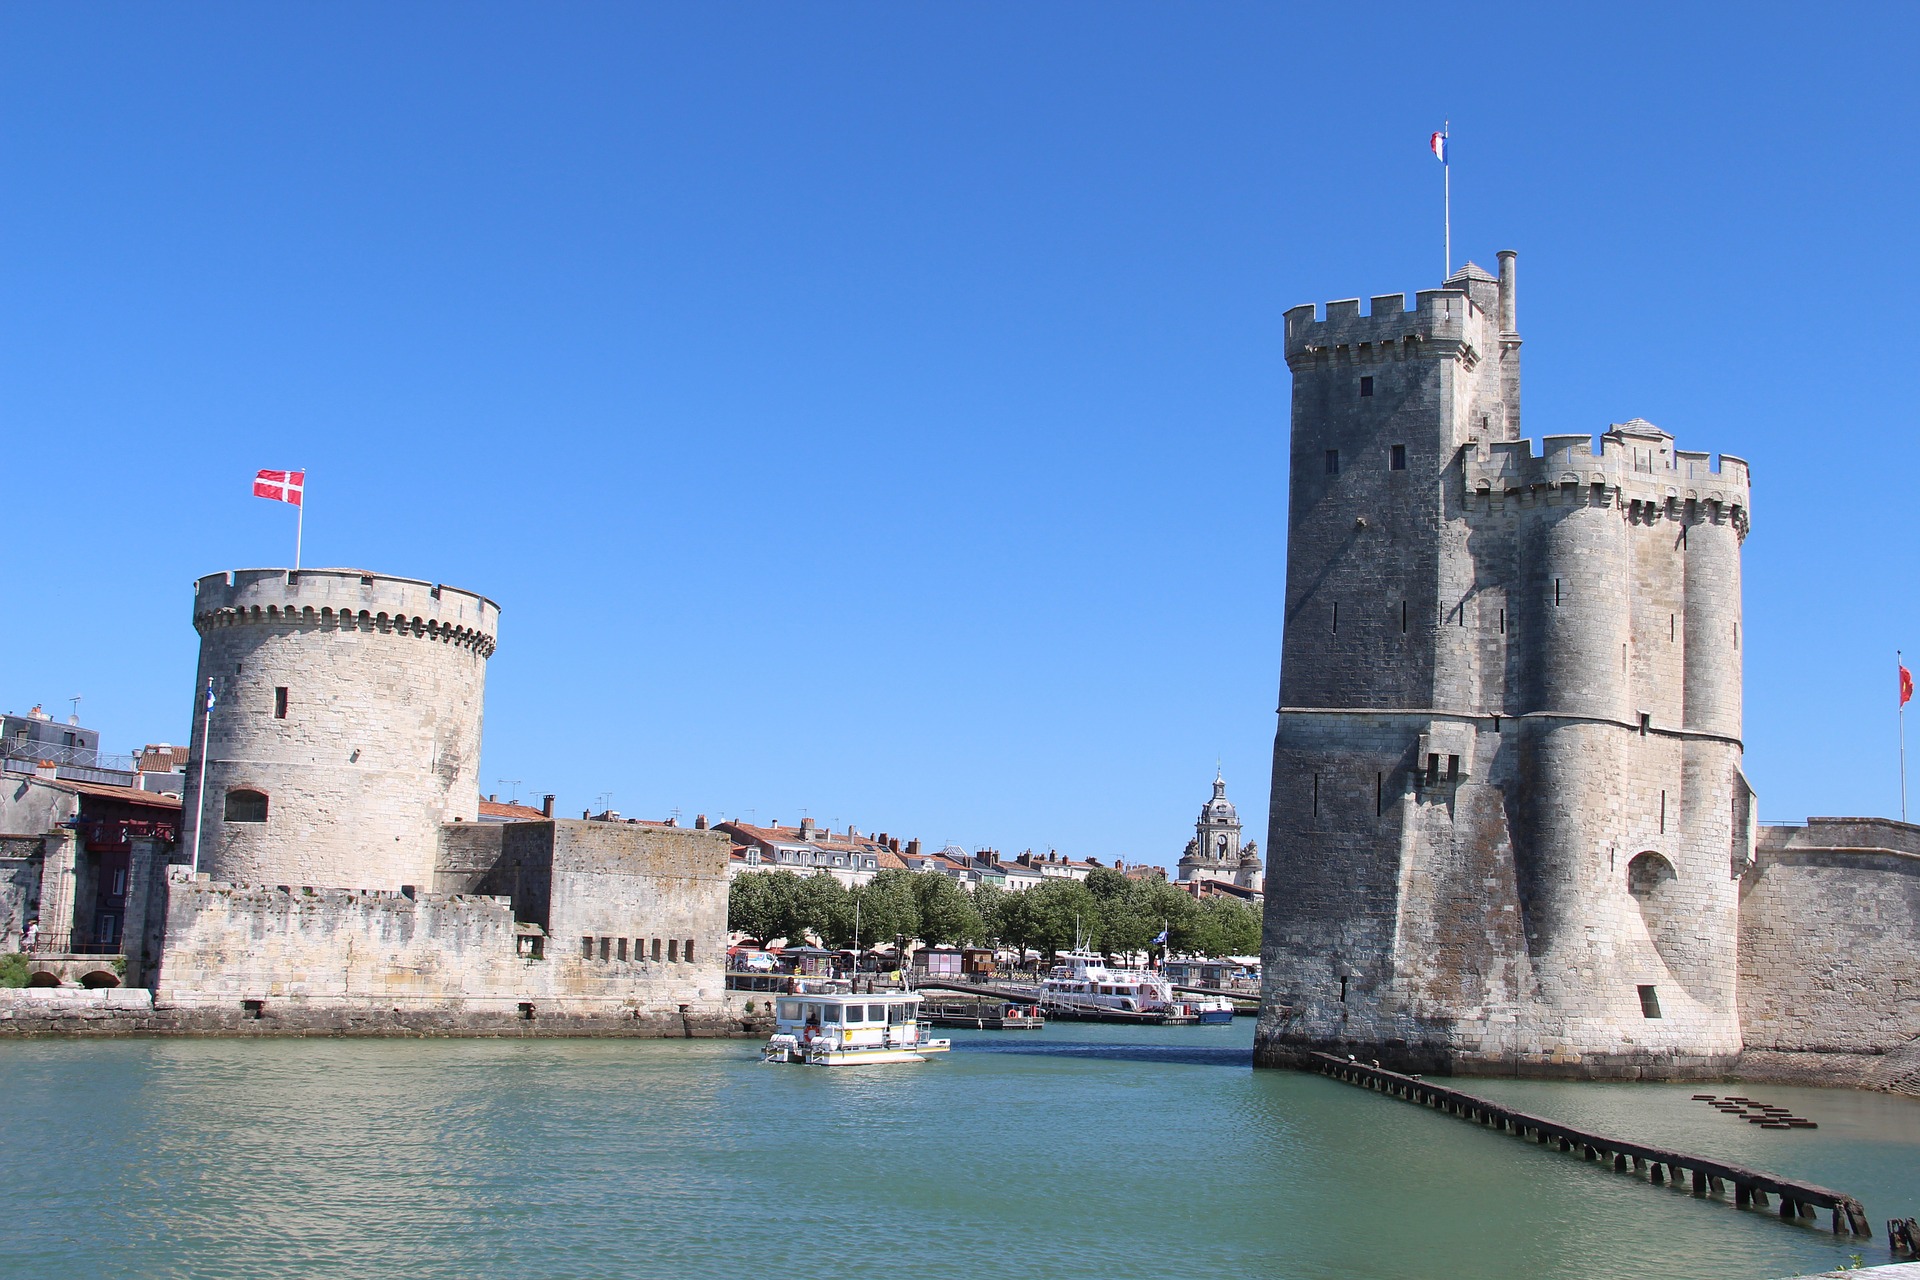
148 819 732 1025
180 568 497 892
1735 819 1920 1089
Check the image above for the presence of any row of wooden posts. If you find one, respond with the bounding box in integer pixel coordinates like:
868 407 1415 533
1309 1052 1872 1238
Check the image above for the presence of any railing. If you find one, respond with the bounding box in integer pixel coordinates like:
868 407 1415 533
0 739 135 771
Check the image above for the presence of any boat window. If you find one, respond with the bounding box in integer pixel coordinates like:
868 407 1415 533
804 1004 823 1025
844 1005 865 1024
868 1004 887 1021
889 1004 908 1024
822 1004 842 1024
777 1000 800 1021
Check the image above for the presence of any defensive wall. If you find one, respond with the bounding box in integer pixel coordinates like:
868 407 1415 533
1734 818 1920 1092
143 819 737 1032
180 568 497 893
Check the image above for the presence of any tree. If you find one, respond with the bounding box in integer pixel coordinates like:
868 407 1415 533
970 883 1008 947
841 870 920 952
913 873 983 947
727 872 780 942
1012 878 1100 961
1084 867 1155 960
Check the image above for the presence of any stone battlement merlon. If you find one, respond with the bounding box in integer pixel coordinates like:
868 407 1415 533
1464 424 1750 527
1283 287 1491 365
192 568 499 657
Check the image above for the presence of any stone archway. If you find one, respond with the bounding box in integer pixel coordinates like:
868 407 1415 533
25 971 62 988
79 970 121 989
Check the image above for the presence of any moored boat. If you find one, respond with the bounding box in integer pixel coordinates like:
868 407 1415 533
762 990 953 1065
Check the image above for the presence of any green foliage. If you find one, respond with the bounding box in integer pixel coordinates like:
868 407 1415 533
0 952 28 989
912 873 984 947
996 878 1099 960
727 872 780 942
850 870 921 949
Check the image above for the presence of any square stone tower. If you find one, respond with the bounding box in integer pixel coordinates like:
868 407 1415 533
1254 254 1754 1077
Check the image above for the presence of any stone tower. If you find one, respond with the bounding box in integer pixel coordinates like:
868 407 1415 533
1254 255 1754 1077
180 569 499 891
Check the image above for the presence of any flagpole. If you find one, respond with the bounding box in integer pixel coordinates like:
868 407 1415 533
295 470 305 571
190 678 212 874
1901 650 1908 824
1442 120 1451 280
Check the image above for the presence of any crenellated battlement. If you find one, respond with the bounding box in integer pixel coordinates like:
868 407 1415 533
1464 419 1751 529
1283 287 1492 366
193 568 499 657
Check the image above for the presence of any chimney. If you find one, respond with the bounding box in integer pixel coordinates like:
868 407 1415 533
582 809 591 819
906 838 921 858
489 793 497 803
34 761 58 780
1497 249 1517 334
888 837 900 852
542 794 555 818
695 813 708 830
799 817 815 839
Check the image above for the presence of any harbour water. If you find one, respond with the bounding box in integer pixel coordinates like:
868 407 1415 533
3 1020 1916 1280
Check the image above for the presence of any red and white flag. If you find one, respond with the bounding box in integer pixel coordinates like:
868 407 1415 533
1901 661 1913 708
253 469 304 506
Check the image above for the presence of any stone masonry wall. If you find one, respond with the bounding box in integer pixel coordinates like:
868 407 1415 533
1739 820 1920 1065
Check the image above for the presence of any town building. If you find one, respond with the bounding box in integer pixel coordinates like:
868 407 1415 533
718 819 902 885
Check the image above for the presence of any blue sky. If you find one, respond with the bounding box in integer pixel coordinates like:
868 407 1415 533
3 4 1915 864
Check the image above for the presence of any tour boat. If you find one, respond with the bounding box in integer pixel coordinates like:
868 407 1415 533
1039 950 1181 1018
762 991 952 1066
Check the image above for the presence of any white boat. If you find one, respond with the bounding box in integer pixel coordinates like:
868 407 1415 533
762 991 953 1066
1039 950 1179 1017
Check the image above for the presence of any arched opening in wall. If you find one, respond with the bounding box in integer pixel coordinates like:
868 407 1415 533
224 789 269 823
80 970 121 989
1625 850 1694 999
1626 850 1676 900
26 971 61 988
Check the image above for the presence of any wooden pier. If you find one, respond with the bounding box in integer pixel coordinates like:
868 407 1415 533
1310 1053 1872 1237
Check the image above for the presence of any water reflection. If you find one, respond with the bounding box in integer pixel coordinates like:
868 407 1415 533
0 1029 1912 1280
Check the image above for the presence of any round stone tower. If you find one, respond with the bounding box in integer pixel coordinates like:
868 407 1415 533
180 568 499 891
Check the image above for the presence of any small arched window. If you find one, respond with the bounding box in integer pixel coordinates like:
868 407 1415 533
224 789 269 823
1626 850 1676 899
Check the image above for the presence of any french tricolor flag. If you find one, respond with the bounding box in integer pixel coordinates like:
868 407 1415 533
1430 130 1448 164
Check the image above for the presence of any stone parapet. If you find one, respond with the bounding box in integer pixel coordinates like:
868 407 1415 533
192 568 498 657
1464 423 1750 534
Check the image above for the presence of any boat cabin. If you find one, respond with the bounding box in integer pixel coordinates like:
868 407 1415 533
773 992 928 1049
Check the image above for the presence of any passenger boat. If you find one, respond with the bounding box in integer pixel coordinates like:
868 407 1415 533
762 991 952 1066
1039 950 1180 1018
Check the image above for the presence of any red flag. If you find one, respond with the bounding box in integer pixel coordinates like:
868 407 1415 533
253 469 304 507
1902 663 1913 708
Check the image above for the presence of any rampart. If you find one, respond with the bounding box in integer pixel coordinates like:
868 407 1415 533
1282 288 1487 365
1735 818 1920 1091
1464 423 1750 526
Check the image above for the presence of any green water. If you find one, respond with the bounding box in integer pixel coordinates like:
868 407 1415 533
2 1020 1915 1279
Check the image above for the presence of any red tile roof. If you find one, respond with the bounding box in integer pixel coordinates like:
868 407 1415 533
479 798 549 821
30 776 183 811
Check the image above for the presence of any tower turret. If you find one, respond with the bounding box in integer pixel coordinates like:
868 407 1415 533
180 568 499 892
